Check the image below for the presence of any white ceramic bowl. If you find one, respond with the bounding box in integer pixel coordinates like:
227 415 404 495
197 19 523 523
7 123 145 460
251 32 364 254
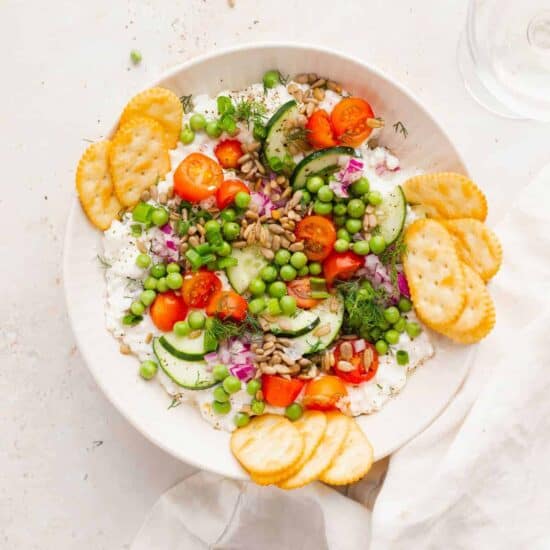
64 43 473 479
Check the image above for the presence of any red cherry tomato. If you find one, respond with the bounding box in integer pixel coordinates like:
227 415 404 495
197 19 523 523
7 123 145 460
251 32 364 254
215 178 250 209
295 216 337 262
333 341 379 384
262 375 305 407
303 376 348 411
323 251 363 285
214 139 244 169
330 97 375 147
206 290 248 322
149 292 188 332
286 278 322 309
306 109 338 149
181 271 222 308
173 152 223 202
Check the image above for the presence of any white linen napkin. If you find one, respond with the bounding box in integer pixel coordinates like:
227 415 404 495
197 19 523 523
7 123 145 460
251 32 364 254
132 167 550 550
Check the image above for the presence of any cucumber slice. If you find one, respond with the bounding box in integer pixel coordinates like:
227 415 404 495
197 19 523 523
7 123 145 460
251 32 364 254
159 330 216 361
153 338 217 390
268 310 320 338
290 146 357 189
226 246 268 294
288 294 344 355
262 100 300 174
377 185 406 245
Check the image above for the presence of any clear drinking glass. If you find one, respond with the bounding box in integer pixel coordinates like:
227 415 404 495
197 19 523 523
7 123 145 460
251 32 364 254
458 0 550 120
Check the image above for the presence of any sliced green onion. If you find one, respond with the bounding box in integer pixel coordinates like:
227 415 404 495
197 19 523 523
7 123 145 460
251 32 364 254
311 291 330 299
219 113 237 134
132 202 153 223
177 220 190 236
122 313 142 326
200 254 217 266
185 249 203 270
217 257 238 269
130 223 142 237
217 96 234 116
268 156 283 172
396 350 409 365
206 230 223 246
195 243 212 256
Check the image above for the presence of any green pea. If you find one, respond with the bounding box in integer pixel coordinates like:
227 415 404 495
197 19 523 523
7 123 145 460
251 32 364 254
235 191 251 209
156 277 168 293
334 203 348 217
393 317 406 333
222 222 240 241
151 208 169 226
260 265 278 283
130 49 142 64
337 228 351 241
253 122 266 141
140 289 156 307
150 263 166 279
269 281 287 298
263 70 280 89
189 113 206 131
298 266 309 276
309 262 322 275
130 301 145 316
306 175 324 193
333 216 346 227
251 399 265 415
290 251 308 270
385 329 400 345
166 272 183 290
213 386 230 403
165 263 179 274
345 218 362 234
317 185 334 203
352 240 370 255
246 379 261 396
313 201 333 215
368 190 383 206
139 360 158 380
180 126 195 145
375 340 388 355
220 208 237 222
398 297 412 313
188 311 206 329
205 120 222 138
204 219 221 233
213 364 230 381
351 177 370 196
405 321 422 339
267 297 282 316
249 278 266 296
334 239 349 253
285 403 303 421
212 400 231 415
215 241 232 257
135 253 151 269
301 190 312 204
384 306 400 324
369 235 386 255
396 350 409 365
279 295 297 316
173 320 191 337
248 297 266 315
234 412 251 427
280 265 297 281
347 198 366 218
143 276 157 291
274 249 291 265
223 375 241 394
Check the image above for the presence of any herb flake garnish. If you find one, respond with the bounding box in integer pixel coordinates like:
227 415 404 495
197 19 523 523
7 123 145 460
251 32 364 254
167 397 182 410
97 254 111 269
392 121 408 138
379 233 407 283
180 94 194 112
205 314 262 344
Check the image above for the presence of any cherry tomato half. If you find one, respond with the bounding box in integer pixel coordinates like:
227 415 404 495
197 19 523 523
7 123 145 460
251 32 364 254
262 375 305 407
303 376 348 411
173 152 223 202
306 109 338 149
149 292 188 332
295 216 337 262
330 97 375 147
333 341 379 384
323 251 363 285
287 278 322 309
214 139 244 169
206 290 248 322
215 178 250 210
181 271 222 308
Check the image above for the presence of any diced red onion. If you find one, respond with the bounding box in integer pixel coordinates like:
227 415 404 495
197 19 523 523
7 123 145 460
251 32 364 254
353 339 367 353
204 352 219 366
166 240 177 251
397 272 410 298
329 179 349 198
229 363 255 382
251 191 275 216
160 223 172 235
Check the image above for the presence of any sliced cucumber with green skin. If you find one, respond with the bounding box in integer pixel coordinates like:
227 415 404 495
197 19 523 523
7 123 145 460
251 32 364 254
268 309 320 338
262 100 300 173
159 330 216 361
377 185 406 245
226 246 268 294
290 146 357 189
153 338 217 390
288 294 344 355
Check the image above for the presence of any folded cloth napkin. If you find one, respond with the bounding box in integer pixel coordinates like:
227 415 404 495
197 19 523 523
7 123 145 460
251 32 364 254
132 167 550 550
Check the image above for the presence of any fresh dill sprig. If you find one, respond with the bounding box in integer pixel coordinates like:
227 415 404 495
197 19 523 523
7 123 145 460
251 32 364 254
285 127 309 144
235 99 267 128
167 397 182 410
97 254 111 269
180 94 194 112
205 313 262 344
379 233 407 283
392 121 408 138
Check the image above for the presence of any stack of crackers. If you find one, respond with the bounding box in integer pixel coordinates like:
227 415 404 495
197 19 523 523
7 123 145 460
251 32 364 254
402 173 502 344
75 87 183 229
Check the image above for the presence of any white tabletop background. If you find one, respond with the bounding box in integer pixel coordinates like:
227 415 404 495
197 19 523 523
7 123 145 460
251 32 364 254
1 1 548 548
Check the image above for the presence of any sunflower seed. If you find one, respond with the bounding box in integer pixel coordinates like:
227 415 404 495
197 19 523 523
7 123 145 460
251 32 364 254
188 330 202 339
241 160 253 174
307 73 318 83
245 210 259 221
188 236 200 248
261 248 274 260
272 235 281 251
136 240 147 253
363 348 375 370
145 333 153 344
313 87 326 101
119 343 131 355
295 73 309 84
232 240 247 248
262 366 277 375
340 342 353 360
369 214 377 227
327 80 342 93
140 190 151 201
337 360 355 372
268 224 285 235
288 242 304 252
313 324 330 337
238 153 251 164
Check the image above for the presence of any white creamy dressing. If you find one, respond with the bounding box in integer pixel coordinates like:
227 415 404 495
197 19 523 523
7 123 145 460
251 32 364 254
102 80 434 431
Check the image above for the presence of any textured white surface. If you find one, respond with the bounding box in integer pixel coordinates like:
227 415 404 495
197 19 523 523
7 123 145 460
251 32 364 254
1 1 549 548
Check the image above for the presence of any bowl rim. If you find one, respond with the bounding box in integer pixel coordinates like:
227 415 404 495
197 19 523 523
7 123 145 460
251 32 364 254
63 41 471 474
